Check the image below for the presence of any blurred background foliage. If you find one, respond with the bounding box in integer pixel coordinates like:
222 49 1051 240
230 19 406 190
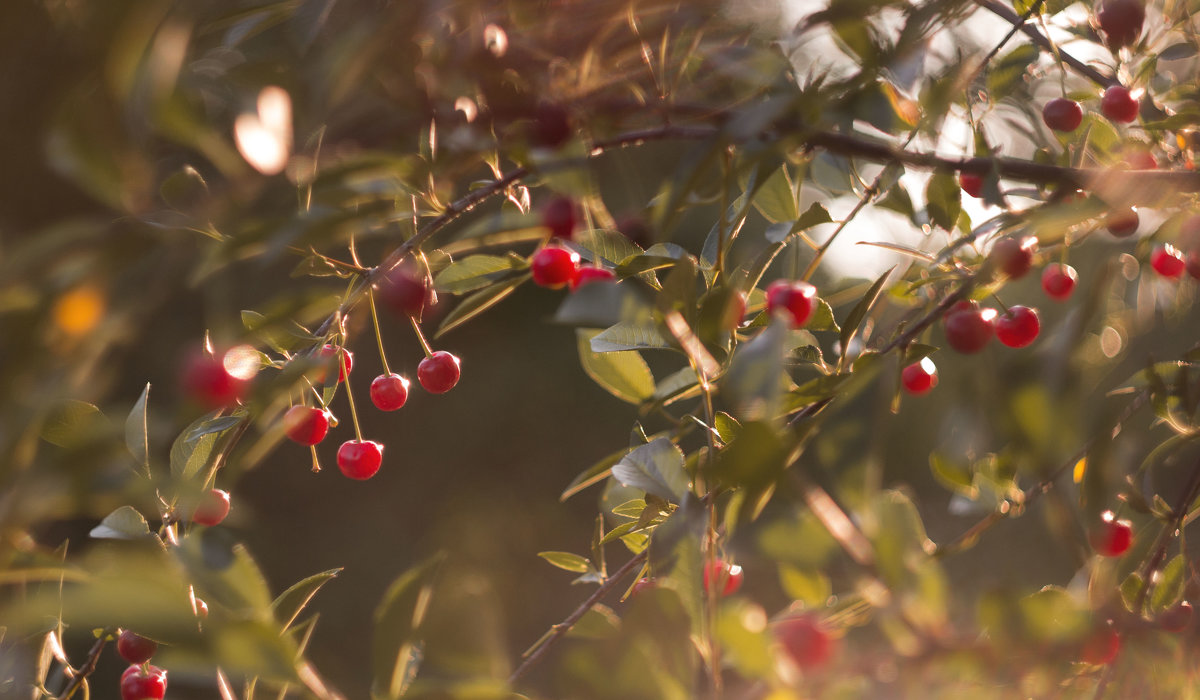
5 0 1200 698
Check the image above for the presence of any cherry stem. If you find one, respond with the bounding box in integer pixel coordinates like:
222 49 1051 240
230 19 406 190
367 288 392 375
339 351 364 442
409 317 434 358
310 445 321 473
990 294 1010 314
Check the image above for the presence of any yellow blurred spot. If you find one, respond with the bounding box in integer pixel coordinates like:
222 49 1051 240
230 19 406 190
763 691 802 700
1073 458 1087 484
53 284 105 337
223 344 261 381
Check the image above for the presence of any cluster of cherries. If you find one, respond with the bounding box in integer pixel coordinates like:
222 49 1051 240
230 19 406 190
116 630 166 700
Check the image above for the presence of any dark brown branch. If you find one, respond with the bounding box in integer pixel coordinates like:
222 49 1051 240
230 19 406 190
1134 452 1200 611
972 0 1119 89
55 632 109 699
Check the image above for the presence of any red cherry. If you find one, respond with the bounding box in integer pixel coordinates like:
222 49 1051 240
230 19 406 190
901 358 939 395
990 236 1038 279
944 306 996 354
541 196 577 240
960 173 984 198
616 214 651 248
1186 250 1200 280
192 489 231 526
1097 0 1145 49
570 266 615 290
116 630 157 664
630 578 657 596
702 559 743 597
378 267 437 319
182 353 245 410
530 102 572 149
1101 85 1139 123
1106 208 1139 237
1043 98 1083 132
995 306 1040 348
947 299 980 315
283 405 330 446
724 290 748 330
337 440 383 480
120 664 167 700
1042 264 1078 300
530 246 581 289
1123 149 1157 170
418 351 461 394
1151 244 1186 278
370 373 410 411
765 280 818 329
1081 625 1121 666
1090 512 1133 557
775 615 836 670
317 345 353 384
1161 601 1194 633
192 597 209 618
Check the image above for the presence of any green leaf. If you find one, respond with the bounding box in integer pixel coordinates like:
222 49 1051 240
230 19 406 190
778 565 832 608
591 320 672 352
708 421 788 491
89 506 152 540
434 273 528 338
839 266 895 357
806 298 840 333
537 551 592 573
561 444 633 501
175 534 274 617
125 384 150 473
1018 587 1088 642
432 254 526 294
372 555 443 700
723 319 787 422
572 227 644 266
555 276 644 327
986 44 1038 101
271 568 342 632
612 438 689 502
576 330 656 404
170 412 242 481
41 400 106 448
1151 554 1187 613
925 171 961 232
753 164 799 223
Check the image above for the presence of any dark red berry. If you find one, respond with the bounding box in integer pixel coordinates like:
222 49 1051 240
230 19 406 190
337 440 383 480
192 489 230 526
1186 250 1200 280
775 615 836 670
370 373 410 411
570 266 615 290
1151 244 1186 278
283 405 330 446
1080 625 1121 666
1106 208 1139 237
182 353 245 410
530 246 580 288
1042 264 1078 300
990 236 1038 279
418 351 461 394
1123 149 1157 170
530 102 572 148
995 306 1040 348
116 630 157 664
1161 601 1194 633
1090 512 1133 557
630 578 657 596
724 290 748 330
1043 98 1083 132
901 358 939 395
960 173 984 198
702 559 743 597
616 214 651 248
541 197 577 240
317 345 353 384
1097 0 1145 49
378 267 437 320
944 306 996 354
121 664 167 700
766 280 818 329
1101 85 1139 123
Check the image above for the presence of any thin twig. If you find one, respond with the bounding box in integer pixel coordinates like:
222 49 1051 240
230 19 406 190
971 0 1119 89
1134 452 1200 611
55 633 108 699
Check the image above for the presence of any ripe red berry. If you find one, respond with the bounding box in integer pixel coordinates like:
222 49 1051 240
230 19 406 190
116 630 157 664
1161 601 1194 633
121 664 167 700
317 345 353 384
944 306 996 354
1106 207 1139 237
702 559 744 597
541 196 577 240
418 351 461 394
960 173 984 198
192 489 231 526
530 246 580 289
1101 85 1139 123
1080 625 1121 666
1151 244 1186 278
1124 149 1157 170
766 280 818 329
1042 264 1078 300
724 290 748 331
901 358 939 395
570 266 615 290
1090 512 1133 557
775 615 836 670
990 236 1038 279
630 578 657 596
370 373 410 411
283 405 330 446
378 267 437 320
1186 250 1200 280
182 353 245 410
530 102 572 149
1097 0 1145 49
337 440 383 480
1043 98 1083 132
995 306 1040 348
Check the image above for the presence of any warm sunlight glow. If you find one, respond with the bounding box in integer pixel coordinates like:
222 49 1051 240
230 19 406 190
223 344 261 381
52 284 104 337
236 86 292 175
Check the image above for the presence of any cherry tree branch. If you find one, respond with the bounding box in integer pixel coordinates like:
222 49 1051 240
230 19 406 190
54 633 109 700
972 0 1119 89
